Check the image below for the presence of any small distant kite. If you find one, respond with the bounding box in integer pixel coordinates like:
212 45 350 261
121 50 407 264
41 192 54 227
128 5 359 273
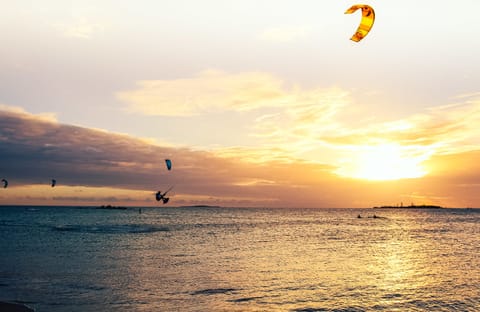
1 179 8 188
345 4 375 42
51 179 57 187
165 159 172 171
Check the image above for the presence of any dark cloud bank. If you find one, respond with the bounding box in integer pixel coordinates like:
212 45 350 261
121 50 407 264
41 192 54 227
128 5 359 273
0 109 339 206
0 110 225 189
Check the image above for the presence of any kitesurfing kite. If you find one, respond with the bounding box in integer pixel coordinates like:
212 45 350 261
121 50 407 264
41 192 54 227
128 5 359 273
155 186 173 204
345 4 375 42
1 179 8 188
165 159 172 171
51 179 57 187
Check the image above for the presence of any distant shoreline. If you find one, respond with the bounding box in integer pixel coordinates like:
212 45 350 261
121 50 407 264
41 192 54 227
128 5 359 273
96 205 127 210
179 205 221 208
372 205 444 209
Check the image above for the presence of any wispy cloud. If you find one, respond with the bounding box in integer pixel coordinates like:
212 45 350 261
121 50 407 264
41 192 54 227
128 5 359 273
247 88 480 180
118 70 291 116
118 71 351 119
0 104 57 123
318 98 480 154
52 17 105 39
118 69 480 180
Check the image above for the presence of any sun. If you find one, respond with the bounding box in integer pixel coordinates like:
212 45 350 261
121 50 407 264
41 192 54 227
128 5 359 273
336 143 429 181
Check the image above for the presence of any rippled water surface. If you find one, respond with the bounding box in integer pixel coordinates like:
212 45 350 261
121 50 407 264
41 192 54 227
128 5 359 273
1 206 479 311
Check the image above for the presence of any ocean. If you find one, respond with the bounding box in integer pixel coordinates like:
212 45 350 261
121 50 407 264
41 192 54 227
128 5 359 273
1 206 479 311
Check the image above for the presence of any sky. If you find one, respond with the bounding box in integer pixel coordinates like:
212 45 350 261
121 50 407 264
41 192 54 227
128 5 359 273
1 0 480 207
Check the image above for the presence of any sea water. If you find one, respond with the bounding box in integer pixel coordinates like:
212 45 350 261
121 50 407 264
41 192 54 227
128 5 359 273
0 206 479 311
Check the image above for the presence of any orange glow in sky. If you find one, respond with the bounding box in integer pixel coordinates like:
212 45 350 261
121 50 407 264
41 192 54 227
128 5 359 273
336 143 429 181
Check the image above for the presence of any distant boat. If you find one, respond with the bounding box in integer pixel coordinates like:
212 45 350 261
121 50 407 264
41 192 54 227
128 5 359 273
96 205 127 210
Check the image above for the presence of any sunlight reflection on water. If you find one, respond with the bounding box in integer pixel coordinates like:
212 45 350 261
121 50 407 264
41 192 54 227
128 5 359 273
1 207 479 311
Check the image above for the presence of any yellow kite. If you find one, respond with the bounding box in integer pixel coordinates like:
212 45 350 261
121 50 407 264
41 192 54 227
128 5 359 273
345 4 375 42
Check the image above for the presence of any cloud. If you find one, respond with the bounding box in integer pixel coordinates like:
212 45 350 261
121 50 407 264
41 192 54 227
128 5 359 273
117 68 480 163
2 107 437 208
0 108 182 188
251 87 349 144
119 70 352 163
118 71 349 117
52 17 105 39
246 88 480 181
118 70 291 116
257 26 309 43
3 92 480 207
318 99 480 154
0 104 57 123
118 69 480 182
116 70 353 166
0 108 342 207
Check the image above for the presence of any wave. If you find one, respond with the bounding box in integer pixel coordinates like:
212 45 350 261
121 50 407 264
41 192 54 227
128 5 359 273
292 298 480 312
191 288 238 296
52 224 170 234
228 296 263 303
293 307 364 312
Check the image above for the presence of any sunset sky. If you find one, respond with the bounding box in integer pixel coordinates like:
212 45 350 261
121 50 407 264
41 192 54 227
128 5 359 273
1 1 480 207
